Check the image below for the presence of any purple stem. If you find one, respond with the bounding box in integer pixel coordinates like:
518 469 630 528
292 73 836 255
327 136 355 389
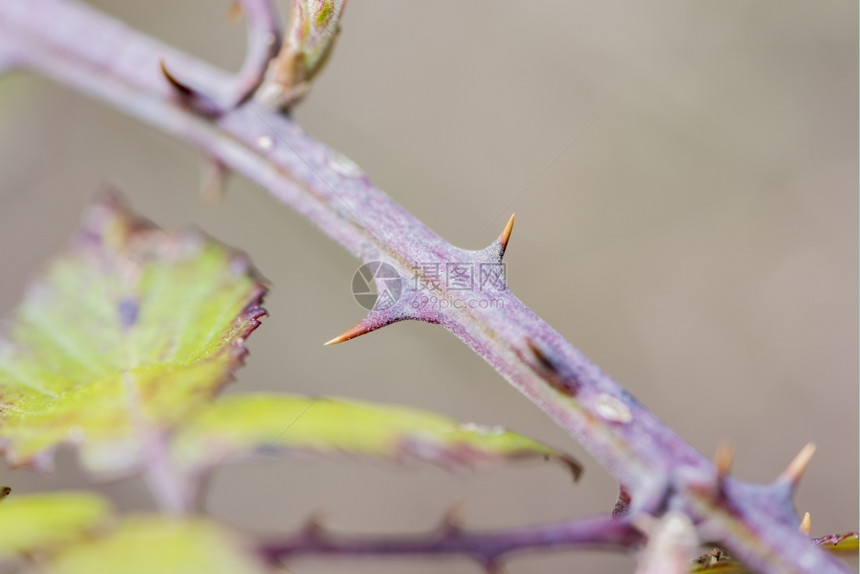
0 1 849 572
258 514 641 571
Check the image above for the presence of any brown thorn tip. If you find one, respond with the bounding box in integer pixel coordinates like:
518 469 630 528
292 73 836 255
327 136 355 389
800 512 811 536
499 213 516 250
324 321 369 346
524 338 557 373
782 442 816 486
713 442 735 479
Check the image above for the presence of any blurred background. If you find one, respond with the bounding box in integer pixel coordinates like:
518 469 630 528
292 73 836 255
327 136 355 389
0 1 856 572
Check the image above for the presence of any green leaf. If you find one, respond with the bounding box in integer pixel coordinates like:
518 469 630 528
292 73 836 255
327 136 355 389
815 532 859 553
0 492 111 559
47 516 267 574
691 561 748 573
690 534 860 573
0 194 266 475
170 393 582 480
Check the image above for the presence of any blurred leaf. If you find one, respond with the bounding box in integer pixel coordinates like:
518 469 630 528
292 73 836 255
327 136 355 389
47 516 267 574
171 393 582 480
690 534 860 573
814 532 858 553
0 194 266 476
691 561 748 573
0 492 110 559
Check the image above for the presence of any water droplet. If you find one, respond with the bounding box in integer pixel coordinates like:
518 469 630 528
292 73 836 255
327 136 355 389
257 134 274 151
595 394 632 423
329 152 363 178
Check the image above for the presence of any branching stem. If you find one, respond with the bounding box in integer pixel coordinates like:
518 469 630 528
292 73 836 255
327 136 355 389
0 2 849 572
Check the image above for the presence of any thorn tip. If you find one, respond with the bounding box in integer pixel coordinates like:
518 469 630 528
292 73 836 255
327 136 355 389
498 213 516 253
159 58 193 96
781 442 816 488
713 442 735 479
799 512 811 536
324 321 370 346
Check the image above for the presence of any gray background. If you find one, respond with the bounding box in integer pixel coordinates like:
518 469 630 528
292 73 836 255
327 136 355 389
0 1 856 572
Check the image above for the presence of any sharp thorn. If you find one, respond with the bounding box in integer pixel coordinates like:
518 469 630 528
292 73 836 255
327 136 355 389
799 512 811 536
713 441 735 480
159 58 223 117
498 213 516 254
159 58 194 97
440 502 465 536
781 442 816 488
324 321 373 346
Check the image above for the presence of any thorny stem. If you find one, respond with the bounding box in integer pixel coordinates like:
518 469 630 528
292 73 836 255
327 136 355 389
258 514 642 571
0 2 850 572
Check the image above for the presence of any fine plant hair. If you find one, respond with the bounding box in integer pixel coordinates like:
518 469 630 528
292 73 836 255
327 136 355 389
0 2 855 574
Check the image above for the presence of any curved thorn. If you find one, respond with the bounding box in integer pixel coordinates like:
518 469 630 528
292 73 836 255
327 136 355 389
159 58 194 97
524 338 559 374
498 213 516 256
800 512 811 536
780 442 816 489
159 58 222 117
713 441 734 480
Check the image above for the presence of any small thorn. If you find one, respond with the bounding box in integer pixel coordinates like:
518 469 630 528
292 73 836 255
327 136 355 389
611 485 631 518
799 512 811 536
781 442 816 488
498 213 516 255
201 158 229 205
227 0 243 21
302 511 328 539
524 338 558 374
159 58 194 97
521 338 581 395
159 58 223 117
440 502 465 536
713 441 735 480
324 321 374 346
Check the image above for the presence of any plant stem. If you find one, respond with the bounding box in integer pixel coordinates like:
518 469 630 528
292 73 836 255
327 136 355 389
0 2 849 572
258 514 641 572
